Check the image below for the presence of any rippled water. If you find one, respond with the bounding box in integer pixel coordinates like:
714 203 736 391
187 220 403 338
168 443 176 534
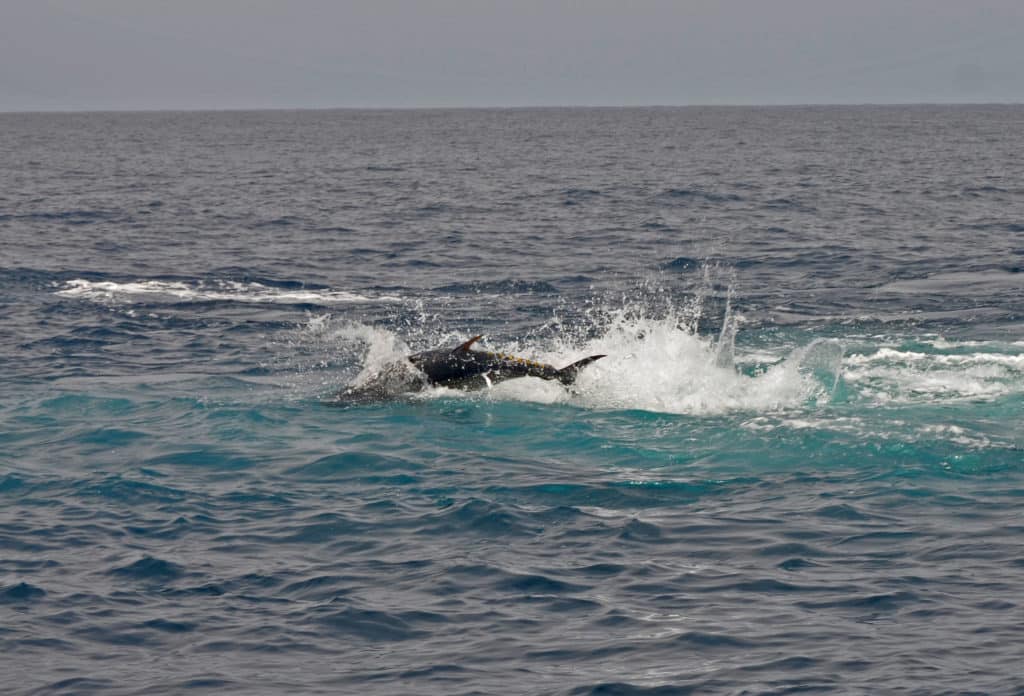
2 106 1023 695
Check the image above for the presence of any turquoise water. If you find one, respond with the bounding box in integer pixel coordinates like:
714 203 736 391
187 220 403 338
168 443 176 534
2 107 1023 694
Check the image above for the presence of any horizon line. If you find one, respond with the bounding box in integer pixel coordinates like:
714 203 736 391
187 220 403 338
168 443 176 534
2 101 1023 116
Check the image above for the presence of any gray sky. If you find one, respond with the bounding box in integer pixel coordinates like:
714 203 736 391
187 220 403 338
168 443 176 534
2 0 1023 111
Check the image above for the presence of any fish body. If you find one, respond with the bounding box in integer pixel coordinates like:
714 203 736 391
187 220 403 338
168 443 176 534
409 335 604 390
333 335 604 404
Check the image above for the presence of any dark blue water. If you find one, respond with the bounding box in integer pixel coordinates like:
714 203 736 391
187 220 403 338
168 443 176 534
2 106 1023 694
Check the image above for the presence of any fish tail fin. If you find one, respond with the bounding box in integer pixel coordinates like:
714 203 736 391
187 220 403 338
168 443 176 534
556 355 605 385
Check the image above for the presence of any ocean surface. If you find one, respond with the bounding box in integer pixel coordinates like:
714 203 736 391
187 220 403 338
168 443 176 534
1 106 1023 695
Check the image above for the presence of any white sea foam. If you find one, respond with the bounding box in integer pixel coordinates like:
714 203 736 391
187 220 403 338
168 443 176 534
845 348 1024 369
918 424 993 449
742 415 876 434
55 278 401 305
741 415 996 450
843 346 1024 403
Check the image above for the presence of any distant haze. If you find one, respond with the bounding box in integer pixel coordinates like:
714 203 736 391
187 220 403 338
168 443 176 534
2 0 1022 111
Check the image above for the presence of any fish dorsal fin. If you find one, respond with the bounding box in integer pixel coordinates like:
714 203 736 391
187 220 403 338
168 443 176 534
453 335 484 354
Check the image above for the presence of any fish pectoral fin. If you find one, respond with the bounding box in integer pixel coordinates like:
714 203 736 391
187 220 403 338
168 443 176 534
453 335 484 354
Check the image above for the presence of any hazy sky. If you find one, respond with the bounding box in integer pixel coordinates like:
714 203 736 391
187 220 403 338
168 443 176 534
2 0 1023 111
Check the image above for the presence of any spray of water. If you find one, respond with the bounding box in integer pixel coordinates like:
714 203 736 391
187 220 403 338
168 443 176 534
492 309 839 415
292 270 845 415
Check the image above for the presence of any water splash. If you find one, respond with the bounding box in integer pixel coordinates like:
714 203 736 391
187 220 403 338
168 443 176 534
269 315 413 400
508 310 827 415
299 267 842 415
713 286 740 370
278 278 1020 419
